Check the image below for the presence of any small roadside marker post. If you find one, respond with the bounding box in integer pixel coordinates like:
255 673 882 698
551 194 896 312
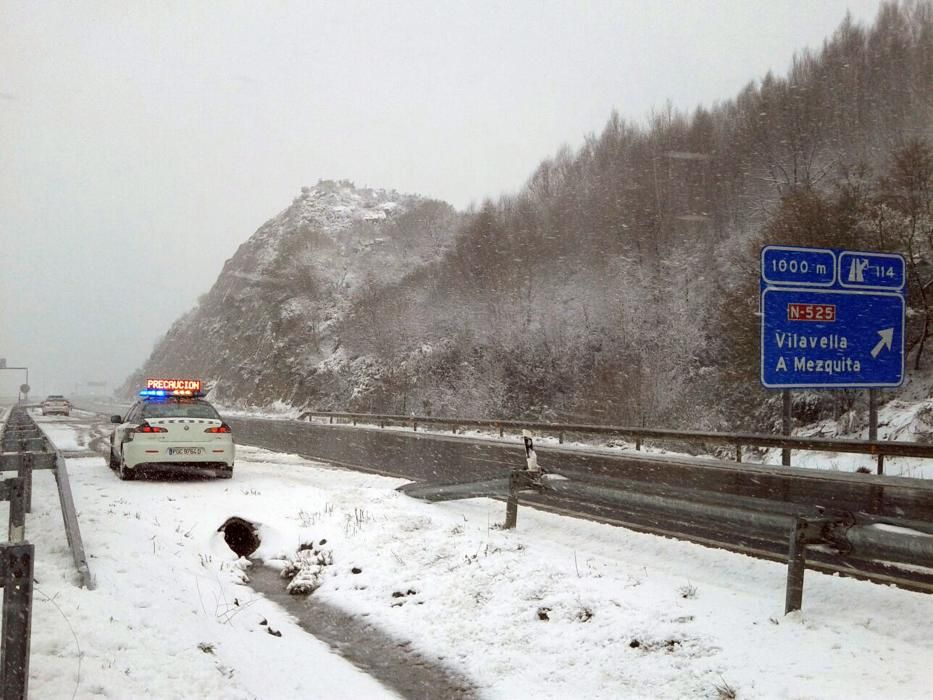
504 431 544 530
523 430 540 474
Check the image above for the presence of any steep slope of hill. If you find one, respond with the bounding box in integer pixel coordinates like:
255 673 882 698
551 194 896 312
123 180 460 405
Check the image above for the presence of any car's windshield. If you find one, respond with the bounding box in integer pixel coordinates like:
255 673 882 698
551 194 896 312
141 400 220 420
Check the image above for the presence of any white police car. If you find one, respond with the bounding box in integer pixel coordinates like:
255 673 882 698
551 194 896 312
109 379 234 480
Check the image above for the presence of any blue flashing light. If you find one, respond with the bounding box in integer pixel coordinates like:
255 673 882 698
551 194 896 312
138 388 204 398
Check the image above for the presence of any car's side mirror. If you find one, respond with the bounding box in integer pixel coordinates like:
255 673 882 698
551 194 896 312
110 415 123 424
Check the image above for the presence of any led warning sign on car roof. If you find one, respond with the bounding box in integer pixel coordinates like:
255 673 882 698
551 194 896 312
140 378 203 397
146 378 201 391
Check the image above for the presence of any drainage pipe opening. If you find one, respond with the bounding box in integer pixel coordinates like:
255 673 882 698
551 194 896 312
218 516 261 558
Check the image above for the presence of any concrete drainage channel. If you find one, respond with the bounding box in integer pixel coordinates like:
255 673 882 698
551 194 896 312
218 518 477 699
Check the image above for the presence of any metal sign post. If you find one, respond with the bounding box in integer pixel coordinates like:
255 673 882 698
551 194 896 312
782 390 792 466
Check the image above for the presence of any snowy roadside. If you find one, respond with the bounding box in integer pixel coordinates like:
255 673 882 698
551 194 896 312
20 418 933 698
759 398 933 478
24 453 397 698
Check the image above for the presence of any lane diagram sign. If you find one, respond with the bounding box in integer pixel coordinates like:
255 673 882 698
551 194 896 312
760 245 906 389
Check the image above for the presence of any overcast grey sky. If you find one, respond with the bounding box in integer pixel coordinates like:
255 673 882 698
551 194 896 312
1 0 886 397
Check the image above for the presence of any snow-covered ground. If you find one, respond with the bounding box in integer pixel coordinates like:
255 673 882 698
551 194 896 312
37 416 87 451
758 398 933 479
10 415 933 698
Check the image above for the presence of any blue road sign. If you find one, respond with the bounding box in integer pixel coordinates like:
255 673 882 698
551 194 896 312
838 250 905 291
761 246 835 287
760 246 906 389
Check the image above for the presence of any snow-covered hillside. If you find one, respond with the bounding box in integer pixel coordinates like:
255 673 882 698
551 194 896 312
125 180 461 406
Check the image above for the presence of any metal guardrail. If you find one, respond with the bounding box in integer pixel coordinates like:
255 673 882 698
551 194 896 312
299 410 933 474
400 433 933 613
0 479 25 544
51 450 93 588
0 407 34 700
21 411 94 590
0 407 95 700
0 542 33 700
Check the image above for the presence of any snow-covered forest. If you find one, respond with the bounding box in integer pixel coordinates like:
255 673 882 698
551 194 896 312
128 2 933 431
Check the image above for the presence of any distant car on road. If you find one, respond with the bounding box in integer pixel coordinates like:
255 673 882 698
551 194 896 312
41 395 71 416
109 379 234 480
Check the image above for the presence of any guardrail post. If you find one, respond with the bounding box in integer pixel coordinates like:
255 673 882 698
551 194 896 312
635 438 641 451
1 542 34 700
412 419 418 432
784 516 836 614
735 444 742 463
497 423 503 438
329 416 333 425
876 454 885 475
785 518 808 613
17 453 32 514
504 470 520 530
559 431 564 445
7 479 24 544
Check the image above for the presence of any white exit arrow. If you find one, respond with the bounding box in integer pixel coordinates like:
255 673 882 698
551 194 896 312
870 328 894 358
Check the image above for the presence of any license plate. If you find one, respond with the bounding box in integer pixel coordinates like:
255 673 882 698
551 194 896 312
168 447 203 456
